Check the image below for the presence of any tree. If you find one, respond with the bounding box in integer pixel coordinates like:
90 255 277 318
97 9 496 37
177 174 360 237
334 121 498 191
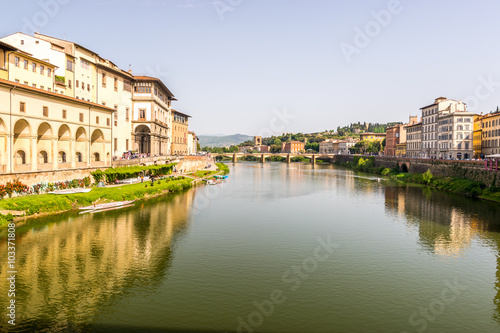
270 145 281 153
381 138 386 148
273 138 282 146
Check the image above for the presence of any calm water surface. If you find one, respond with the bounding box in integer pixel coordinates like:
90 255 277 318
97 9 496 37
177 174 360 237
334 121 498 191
1 163 500 332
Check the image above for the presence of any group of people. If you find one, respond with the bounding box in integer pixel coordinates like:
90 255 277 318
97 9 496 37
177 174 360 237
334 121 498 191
120 151 151 160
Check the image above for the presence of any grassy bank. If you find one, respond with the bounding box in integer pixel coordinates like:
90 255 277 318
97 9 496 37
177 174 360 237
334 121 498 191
0 177 194 226
216 163 230 175
336 156 500 203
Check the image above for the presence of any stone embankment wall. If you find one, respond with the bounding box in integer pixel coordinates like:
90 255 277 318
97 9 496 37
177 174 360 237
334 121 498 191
175 157 213 173
0 157 212 187
333 155 500 187
0 168 98 187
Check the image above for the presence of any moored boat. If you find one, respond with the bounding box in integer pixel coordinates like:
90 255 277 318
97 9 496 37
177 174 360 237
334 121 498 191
79 200 135 211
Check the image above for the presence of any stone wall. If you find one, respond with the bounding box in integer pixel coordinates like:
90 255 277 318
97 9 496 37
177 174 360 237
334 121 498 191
0 168 99 187
175 157 213 173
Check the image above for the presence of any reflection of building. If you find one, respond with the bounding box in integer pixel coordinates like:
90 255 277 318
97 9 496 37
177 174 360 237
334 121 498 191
0 190 194 331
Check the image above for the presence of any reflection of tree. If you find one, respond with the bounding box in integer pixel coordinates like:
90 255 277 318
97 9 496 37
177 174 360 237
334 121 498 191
384 183 500 324
0 190 194 332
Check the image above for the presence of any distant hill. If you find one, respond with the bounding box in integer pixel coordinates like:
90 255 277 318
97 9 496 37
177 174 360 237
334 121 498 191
198 134 253 147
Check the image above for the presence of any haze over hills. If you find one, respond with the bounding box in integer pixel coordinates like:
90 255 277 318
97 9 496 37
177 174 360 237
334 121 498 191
198 134 253 147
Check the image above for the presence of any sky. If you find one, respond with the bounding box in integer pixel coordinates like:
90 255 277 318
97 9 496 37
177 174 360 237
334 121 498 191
2 0 500 136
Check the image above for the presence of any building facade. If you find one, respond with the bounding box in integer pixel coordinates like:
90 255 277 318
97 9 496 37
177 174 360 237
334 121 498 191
436 112 474 159
132 76 175 156
187 131 198 155
0 78 113 173
281 141 305 153
421 97 467 159
473 115 482 159
360 132 386 142
171 110 190 155
406 122 422 158
481 111 500 157
319 140 335 154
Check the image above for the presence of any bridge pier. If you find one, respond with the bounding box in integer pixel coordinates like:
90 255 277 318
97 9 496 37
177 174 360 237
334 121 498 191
232 153 237 163
260 154 265 163
286 154 290 164
311 154 316 164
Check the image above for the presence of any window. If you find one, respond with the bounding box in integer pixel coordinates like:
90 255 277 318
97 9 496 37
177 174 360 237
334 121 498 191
20 102 25 113
24 60 28 69
40 85 44 90
114 77 118 91
40 65 44 74
126 108 129 121
32 63 37 72
79 113 84 122
102 101 106 106
14 79 19 83
96 116 99 124
66 60 74 71
32 84 36 88
20 40 24 45
76 80 79 88
102 73 106 87
139 109 146 120
15 57 19 66
47 87 51 92
81 59 90 69
62 109 67 119
87 84 90 92
107 118 110 126
68 80 72 88
124 80 131 92
114 138 117 151
47 68 51 77
43 106 48 117
23 81 28 86
82 82 85 90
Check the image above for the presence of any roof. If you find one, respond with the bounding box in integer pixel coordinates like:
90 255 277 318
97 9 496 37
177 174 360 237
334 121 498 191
0 41 17 52
134 76 175 99
407 121 422 127
171 109 191 118
0 78 115 112
360 132 386 136
420 103 438 110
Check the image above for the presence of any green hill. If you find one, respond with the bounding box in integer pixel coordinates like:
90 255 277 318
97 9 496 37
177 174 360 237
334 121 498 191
198 134 253 147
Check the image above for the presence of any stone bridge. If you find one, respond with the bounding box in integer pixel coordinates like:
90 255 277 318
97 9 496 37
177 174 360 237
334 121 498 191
211 153 336 164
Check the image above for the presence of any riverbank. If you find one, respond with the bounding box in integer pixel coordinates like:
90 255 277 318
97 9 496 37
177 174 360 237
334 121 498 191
336 156 500 203
0 161 230 226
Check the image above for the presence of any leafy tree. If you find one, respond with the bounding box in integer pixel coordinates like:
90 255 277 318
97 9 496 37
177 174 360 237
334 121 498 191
270 145 281 153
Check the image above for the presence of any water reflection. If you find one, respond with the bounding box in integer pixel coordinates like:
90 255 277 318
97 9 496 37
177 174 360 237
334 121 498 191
384 183 500 324
0 190 195 332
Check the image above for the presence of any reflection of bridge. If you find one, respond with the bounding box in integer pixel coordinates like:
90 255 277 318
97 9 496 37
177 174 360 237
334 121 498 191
212 153 336 163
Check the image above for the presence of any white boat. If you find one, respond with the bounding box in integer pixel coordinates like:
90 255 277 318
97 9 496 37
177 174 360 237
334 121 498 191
79 200 135 211
49 188 92 195
207 179 218 185
79 203 135 214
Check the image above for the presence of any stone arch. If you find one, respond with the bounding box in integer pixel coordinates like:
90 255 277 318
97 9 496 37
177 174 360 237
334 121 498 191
39 150 48 164
13 119 32 169
134 124 151 154
15 150 26 165
0 117 6 167
57 125 71 165
400 163 409 173
91 129 105 164
75 127 87 164
37 122 53 167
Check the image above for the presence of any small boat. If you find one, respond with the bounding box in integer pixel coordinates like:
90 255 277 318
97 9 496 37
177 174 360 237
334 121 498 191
79 200 135 211
207 179 219 185
80 203 135 215
49 188 92 195
214 175 228 179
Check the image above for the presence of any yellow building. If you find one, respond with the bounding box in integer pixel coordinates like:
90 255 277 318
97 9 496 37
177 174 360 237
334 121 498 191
0 41 16 80
473 115 482 159
0 78 114 173
171 110 190 155
481 111 500 157
396 143 406 157
360 132 386 142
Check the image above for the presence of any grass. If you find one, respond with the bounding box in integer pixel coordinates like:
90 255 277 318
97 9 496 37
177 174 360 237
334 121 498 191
193 170 219 178
216 163 230 175
0 177 194 226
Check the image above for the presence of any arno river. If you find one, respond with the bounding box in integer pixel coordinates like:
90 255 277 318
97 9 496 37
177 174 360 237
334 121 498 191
1 163 500 332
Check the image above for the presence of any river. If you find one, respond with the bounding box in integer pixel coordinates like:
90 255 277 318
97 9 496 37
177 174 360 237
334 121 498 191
1 162 500 332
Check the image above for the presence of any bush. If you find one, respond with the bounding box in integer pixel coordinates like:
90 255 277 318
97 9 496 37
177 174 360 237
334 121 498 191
91 164 175 184
381 168 390 176
423 169 433 184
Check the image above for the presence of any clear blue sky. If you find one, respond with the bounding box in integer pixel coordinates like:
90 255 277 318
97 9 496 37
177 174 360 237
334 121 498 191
2 0 500 135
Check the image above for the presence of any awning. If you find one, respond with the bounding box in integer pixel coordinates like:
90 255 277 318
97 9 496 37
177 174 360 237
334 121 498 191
485 154 500 158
